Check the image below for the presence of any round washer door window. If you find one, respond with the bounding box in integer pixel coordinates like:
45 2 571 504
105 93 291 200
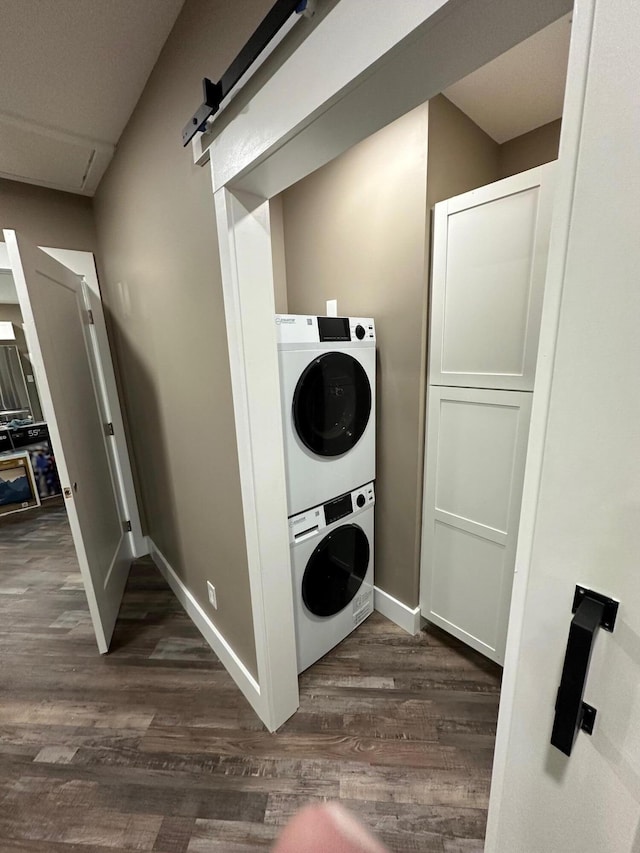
302 524 370 617
293 352 371 457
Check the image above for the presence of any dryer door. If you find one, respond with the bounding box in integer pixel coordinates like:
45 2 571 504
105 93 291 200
293 352 372 456
302 523 370 617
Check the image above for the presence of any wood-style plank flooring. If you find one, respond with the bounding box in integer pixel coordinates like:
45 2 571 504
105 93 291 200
0 502 501 852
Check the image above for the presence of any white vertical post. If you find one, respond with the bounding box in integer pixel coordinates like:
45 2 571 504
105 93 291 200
214 186 299 731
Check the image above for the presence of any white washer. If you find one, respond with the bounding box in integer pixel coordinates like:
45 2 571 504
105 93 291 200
276 314 376 515
289 481 375 673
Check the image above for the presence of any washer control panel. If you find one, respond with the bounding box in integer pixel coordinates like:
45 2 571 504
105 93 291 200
288 481 375 545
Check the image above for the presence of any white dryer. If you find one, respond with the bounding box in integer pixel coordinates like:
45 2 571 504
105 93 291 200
276 314 376 515
289 482 375 673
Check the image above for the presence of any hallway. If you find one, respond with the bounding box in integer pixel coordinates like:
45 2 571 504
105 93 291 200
0 504 501 852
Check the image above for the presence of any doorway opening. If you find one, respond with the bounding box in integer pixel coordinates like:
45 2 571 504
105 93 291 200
268 12 569 664
258 11 570 842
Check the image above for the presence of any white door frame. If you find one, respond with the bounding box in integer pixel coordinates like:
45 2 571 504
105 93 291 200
0 242 145 559
207 0 578 738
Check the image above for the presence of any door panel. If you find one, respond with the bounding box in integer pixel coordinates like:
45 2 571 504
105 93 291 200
420 386 532 664
487 2 640 849
429 164 555 391
431 522 506 651
41 246 144 558
4 230 130 652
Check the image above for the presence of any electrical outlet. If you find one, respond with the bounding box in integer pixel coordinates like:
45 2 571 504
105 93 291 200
207 581 217 609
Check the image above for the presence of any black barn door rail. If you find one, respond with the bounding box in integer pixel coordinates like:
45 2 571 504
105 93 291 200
182 0 309 146
551 585 619 757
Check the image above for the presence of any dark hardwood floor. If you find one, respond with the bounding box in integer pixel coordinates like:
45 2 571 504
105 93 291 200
0 502 501 852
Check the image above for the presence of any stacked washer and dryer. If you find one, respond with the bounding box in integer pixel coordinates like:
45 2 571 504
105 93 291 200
275 314 376 673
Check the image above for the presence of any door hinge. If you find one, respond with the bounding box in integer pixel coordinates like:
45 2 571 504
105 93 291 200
105 422 115 436
122 520 132 533
87 309 95 325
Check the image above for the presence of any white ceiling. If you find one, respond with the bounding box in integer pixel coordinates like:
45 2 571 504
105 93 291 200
0 0 184 195
443 14 572 143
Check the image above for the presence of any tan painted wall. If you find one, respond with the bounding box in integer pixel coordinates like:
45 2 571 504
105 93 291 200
93 0 275 678
426 95 500 209
0 177 97 251
282 105 429 606
281 96 500 608
498 118 561 179
0 178 97 428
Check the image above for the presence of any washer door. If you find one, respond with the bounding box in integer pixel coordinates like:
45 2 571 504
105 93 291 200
293 352 372 457
302 523 370 617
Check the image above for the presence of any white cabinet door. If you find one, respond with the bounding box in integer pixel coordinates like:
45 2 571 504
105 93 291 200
419 386 532 664
5 230 131 653
429 164 555 391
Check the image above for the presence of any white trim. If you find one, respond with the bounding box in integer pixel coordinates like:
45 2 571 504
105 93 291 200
214 188 299 732
484 1 596 849
146 536 263 717
374 586 421 635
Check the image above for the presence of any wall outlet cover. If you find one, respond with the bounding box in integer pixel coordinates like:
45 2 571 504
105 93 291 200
207 581 217 609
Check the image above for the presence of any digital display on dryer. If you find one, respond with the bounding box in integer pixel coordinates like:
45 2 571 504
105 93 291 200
317 317 350 342
324 493 353 526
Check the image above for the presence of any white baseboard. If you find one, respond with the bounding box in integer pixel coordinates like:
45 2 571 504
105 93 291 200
374 585 421 635
146 537 263 719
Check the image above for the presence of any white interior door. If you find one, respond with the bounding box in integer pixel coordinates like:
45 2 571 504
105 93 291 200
486 1 640 849
429 163 555 391
420 386 531 664
4 229 131 653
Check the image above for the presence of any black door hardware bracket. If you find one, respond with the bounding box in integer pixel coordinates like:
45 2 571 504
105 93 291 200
551 585 619 756
182 0 310 146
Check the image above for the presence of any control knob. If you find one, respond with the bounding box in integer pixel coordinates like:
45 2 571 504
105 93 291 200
355 324 366 340
356 493 366 508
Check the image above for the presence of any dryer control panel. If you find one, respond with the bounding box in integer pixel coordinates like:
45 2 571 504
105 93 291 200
275 314 375 345
288 481 375 545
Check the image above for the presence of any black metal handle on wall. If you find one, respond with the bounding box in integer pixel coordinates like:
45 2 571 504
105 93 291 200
551 586 619 756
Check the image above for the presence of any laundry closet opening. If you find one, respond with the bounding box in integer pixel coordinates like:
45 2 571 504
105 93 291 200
262 4 571 768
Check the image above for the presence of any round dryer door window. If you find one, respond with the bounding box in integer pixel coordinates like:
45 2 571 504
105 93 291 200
302 523 370 617
293 352 372 456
